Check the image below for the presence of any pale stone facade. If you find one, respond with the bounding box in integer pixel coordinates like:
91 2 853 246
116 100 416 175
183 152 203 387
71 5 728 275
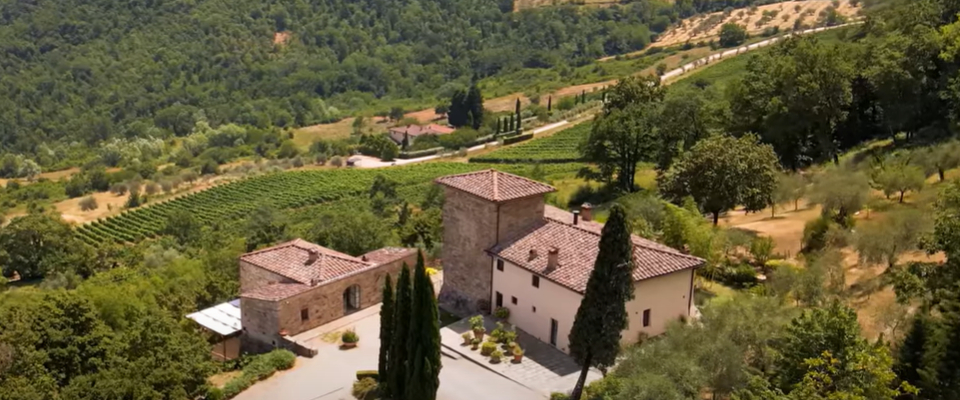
238 242 417 354
439 186 544 312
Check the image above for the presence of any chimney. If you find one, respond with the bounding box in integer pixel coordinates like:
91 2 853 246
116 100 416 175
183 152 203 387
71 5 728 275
581 203 593 222
528 248 538 261
573 210 580 225
306 249 319 265
547 247 559 270
361 255 368 262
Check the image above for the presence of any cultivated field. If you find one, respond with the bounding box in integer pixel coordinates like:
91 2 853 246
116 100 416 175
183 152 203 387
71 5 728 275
75 162 583 245
653 0 860 47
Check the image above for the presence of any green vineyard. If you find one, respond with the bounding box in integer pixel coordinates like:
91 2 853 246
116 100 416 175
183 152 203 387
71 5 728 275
75 162 583 245
470 122 592 164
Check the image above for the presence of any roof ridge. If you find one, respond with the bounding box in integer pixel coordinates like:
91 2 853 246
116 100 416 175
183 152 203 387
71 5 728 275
544 215 702 262
240 239 299 258
492 170 499 201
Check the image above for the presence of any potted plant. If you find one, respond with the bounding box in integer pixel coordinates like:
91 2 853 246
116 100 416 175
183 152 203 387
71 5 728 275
471 338 481 351
469 315 485 341
341 329 359 349
461 331 473 346
512 347 524 363
481 341 496 356
494 306 510 321
490 349 503 364
501 330 517 346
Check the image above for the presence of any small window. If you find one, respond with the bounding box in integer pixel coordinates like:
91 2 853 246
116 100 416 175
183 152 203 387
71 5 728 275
532 275 540 288
642 309 651 327
496 259 504 271
301 308 309 322
532 306 537 313
511 296 518 305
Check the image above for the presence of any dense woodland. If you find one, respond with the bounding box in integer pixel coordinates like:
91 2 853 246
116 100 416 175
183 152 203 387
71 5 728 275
0 0 810 172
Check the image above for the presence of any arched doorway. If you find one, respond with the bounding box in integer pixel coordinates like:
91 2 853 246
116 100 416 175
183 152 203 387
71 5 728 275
343 285 361 314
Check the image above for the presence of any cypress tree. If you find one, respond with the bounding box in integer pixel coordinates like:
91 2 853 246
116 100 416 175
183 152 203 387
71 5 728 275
515 98 521 117
405 252 441 400
928 283 960 399
567 205 635 400
448 89 468 128
389 265 412 399
897 312 933 394
378 274 395 398
547 96 552 112
509 114 515 132
465 84 484 130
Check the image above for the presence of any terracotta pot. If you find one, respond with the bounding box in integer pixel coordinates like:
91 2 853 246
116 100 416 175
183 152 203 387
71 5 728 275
342 342 357 349
513 354 523 363
471 344 479 351
473 330 485 341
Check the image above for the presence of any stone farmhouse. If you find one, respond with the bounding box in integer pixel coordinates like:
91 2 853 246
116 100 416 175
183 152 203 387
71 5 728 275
436 170 703 352
237 239 417 353
388 123 455 146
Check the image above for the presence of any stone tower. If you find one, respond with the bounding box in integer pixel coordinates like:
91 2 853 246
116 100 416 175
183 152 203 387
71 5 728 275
434 170 555 313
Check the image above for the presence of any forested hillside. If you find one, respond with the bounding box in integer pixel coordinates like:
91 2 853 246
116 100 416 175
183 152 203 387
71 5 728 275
0 0 811 172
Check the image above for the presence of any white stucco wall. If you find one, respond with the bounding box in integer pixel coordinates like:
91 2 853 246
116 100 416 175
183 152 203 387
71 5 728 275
622 269 694 345
491 258 583 352
490 258 694 353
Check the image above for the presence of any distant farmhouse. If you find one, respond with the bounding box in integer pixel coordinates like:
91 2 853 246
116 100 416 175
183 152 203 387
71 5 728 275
436 170 703 351
189 170 701 357
388 124 454 146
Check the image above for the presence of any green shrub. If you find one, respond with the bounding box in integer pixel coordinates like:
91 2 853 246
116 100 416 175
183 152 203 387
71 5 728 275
342 329 359 343
802 216 833 253
719 264 759 288
205 387 225 400
356 370 379 382
352 378 379 400
493 306 510 319
550 393 570 400
481 341 497 356
220 349 296 399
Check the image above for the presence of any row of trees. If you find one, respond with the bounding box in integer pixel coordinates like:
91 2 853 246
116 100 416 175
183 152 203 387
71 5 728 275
377 254 441 400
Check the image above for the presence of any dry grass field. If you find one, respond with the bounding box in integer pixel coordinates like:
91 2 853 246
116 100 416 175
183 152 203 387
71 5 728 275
654 0 860 47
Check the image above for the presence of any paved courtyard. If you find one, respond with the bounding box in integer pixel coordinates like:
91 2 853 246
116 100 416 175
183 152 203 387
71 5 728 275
439 316 602 396
234 309 544 400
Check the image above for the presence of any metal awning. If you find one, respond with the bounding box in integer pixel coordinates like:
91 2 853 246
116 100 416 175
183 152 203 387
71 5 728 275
187 299 242 336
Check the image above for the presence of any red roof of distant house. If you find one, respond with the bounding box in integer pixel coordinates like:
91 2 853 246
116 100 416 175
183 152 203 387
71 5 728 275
488 206 703 294
389 124 455 137
435 169 556 203
240 240 417 301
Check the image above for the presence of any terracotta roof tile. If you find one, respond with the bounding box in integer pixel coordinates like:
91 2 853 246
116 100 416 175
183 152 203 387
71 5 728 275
488 215 703 293
361 247 418 265
240 239 374 286
241 283 312 301
435 170 556 203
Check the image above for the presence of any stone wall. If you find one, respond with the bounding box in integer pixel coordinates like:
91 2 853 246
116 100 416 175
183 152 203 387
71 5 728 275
439 186 545 313
241 250 418 353
239 260 294 292
240 297 281 353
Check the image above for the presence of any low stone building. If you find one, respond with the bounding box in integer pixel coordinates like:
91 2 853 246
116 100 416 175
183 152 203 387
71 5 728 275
435 170 703 352
238 239 417 353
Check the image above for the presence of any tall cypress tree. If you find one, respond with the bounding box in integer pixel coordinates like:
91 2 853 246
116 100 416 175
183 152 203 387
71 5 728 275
405 252 441 400
567 205 635 400
514 98 521 132
928 283 960 399
389 265 412 399
448 89 468 128
378 274 395 398
509 114 515 132
465 84 484 130
547 96 552 112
